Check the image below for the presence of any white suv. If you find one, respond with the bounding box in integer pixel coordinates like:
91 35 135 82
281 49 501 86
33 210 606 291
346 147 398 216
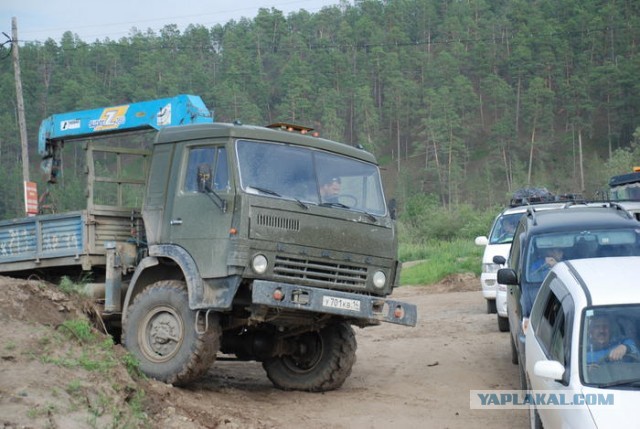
475 203 564 318
526 256 640 428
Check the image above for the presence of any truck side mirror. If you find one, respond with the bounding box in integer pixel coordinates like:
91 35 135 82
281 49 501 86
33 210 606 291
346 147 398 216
197 164 212 193
387 198 397 220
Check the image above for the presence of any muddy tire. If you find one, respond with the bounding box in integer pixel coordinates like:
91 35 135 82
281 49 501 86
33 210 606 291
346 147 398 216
123 280 220 386
262 321 357 392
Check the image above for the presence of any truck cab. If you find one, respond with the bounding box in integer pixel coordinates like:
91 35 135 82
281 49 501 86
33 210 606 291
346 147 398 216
0 96 416 392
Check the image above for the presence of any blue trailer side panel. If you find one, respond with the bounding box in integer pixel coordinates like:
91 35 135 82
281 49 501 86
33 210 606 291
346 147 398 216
0 212 84 263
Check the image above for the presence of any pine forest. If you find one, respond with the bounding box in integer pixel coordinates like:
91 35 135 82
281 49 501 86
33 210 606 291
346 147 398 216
2 0 640 225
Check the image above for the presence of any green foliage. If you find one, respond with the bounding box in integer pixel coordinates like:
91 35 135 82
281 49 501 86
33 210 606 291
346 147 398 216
2 0 640 222
400 239 483 286
58 276 89 295
398 194 498 245
122 353 145 379
59 319 96 343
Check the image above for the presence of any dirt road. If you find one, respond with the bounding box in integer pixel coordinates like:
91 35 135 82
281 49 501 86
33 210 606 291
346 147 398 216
0 276 528 428
152 280 528 428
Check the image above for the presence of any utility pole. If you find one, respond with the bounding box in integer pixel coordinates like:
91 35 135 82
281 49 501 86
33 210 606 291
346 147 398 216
12 17 34 214
12 17 29 183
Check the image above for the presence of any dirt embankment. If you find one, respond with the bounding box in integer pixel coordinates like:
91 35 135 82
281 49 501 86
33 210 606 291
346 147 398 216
0 274 526 428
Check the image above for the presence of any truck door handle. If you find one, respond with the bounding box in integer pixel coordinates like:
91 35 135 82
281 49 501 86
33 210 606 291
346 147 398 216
170 218 183 225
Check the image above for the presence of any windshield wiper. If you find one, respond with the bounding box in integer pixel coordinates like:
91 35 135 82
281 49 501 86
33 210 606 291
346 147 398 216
248 186 281 197
248 186 308 209
318 202 378 222
319 201 350 209
293 198 308 210
596 377 640 388
360 211 377 222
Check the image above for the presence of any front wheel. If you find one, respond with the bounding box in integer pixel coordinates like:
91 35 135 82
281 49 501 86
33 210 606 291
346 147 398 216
123 280 220 386
262 321 357 392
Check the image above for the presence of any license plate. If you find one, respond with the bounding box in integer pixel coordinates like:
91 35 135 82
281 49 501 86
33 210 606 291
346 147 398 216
322 296 361 312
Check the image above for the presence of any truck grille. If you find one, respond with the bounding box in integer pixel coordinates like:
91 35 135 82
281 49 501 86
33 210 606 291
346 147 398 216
273 255 367 287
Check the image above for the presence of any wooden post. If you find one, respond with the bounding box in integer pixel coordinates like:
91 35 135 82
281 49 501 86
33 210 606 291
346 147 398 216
12 17 31 208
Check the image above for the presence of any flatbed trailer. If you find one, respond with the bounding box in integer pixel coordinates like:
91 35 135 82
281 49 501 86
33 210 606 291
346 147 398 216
0 208 142 274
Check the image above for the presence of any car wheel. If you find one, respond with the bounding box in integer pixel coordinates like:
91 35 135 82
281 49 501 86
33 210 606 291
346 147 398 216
498 315 509 332
262 321 356 392
487 299 497 314
510 334 519 365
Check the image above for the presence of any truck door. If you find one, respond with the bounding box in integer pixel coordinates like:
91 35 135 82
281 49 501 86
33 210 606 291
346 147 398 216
168 144 233 278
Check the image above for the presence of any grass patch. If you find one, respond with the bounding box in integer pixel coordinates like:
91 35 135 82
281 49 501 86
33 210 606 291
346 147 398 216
58 275 91 295
400 239 482 285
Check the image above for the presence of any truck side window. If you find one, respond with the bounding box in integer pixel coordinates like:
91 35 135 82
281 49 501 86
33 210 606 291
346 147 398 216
184 147 229 193
213 147 229 192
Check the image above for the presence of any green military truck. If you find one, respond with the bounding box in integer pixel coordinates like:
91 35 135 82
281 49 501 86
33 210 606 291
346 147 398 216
0 95 416 392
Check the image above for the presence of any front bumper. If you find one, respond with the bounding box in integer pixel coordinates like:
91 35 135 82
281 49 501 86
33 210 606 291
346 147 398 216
480 273 497 299
251 280 417 327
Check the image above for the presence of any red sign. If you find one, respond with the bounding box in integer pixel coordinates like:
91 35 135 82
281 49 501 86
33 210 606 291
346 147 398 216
24 181 38 216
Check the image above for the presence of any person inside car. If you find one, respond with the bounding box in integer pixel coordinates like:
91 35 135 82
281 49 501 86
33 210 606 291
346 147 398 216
587 315 639 365
320 176 341 203
495 217 517 243
522 247 565 332
530 247 564 281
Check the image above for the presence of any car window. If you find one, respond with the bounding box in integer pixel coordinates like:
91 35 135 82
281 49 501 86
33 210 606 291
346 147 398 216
581 305 640 387
507 224 524 270
533 281 571 367
489 213 522 244
525 229 640 283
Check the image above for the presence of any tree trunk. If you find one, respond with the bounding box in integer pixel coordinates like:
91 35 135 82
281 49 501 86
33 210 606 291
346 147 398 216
527 116 537 186
578 128 585 193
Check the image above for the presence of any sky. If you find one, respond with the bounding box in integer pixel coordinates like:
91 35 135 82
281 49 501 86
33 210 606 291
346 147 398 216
3 0 346 44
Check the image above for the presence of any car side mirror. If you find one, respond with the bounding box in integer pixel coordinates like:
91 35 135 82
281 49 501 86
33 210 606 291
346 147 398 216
497 268 517 285
534 360 565 381
493 255 506 265
475 236 488 246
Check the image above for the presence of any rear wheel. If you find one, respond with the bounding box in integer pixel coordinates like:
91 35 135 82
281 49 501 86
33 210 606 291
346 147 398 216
123 280 220 386
486 299 497 314
262 321 357 392
497 315 509 332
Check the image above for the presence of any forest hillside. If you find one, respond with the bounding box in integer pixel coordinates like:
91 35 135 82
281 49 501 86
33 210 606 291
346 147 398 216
2 0 640 220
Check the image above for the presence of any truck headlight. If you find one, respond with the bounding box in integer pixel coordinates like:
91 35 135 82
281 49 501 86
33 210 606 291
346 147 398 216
373 271 386 288
252 254 268 274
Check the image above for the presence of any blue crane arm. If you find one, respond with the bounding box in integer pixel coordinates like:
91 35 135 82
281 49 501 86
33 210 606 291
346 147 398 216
38 94 213 156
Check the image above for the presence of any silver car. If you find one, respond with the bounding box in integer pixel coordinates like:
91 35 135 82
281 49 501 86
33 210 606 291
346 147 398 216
526 257 640 428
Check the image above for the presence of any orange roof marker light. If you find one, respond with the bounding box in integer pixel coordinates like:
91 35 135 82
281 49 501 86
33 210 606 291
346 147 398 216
266 122 319 137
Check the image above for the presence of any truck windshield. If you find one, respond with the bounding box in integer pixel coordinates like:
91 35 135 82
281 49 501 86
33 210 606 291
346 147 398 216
610 182 640 201
236 140 387 216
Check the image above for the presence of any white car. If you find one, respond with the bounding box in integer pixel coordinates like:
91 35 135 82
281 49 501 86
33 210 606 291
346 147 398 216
525 256 640 429
476 203 564 318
